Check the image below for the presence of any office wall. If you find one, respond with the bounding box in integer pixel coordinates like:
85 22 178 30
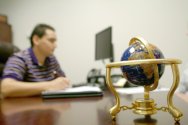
0 0 188 87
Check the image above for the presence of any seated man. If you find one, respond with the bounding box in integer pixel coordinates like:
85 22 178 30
1 24 70 98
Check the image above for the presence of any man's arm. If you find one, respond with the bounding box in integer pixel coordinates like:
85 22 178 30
1 77 70 98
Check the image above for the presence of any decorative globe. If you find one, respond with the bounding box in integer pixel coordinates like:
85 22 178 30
121 41 165 86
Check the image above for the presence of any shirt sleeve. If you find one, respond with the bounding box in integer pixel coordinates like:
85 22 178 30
2 55 26 81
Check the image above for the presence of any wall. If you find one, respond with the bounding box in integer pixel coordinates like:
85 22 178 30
0 0 188 87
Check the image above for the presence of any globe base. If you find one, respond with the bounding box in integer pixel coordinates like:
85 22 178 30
133 98 157 115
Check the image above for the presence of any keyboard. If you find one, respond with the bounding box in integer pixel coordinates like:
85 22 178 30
72 82 100 88
41 86 103 99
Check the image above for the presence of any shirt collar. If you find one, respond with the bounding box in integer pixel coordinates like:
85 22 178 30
28 48 50 66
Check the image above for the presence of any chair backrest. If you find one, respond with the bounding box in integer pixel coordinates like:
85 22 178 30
0 42 20 76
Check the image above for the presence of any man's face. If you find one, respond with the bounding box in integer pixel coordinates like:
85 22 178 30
36 29 57 57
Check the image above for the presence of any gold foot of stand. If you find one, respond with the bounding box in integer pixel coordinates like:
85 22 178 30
106 59 183 122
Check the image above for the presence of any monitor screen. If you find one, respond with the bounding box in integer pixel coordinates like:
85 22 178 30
95 27 113 62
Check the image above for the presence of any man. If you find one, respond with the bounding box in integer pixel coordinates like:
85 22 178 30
1 24 70 98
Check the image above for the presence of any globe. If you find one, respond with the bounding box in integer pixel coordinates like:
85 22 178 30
121 42 165 86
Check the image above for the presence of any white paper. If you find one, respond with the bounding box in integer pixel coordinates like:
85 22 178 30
42 86 102 95
116 87 169 95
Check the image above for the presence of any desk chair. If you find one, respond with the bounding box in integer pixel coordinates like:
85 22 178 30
0 42 20 77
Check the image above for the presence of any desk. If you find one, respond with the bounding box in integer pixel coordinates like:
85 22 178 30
0 91 188 125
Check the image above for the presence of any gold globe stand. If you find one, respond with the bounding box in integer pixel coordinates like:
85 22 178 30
105 37 183 122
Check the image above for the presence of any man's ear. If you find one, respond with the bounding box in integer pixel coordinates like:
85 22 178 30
32 35 40 46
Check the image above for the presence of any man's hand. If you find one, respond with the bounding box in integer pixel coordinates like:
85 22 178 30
48 77 70 90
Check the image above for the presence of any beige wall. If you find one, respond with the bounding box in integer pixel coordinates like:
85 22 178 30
0 0 188 87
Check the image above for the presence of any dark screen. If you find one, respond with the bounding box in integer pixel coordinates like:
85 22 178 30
95 27 113 62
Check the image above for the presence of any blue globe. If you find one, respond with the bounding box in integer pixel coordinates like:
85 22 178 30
121 42 165 86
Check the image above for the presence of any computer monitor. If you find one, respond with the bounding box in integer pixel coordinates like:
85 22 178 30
95 26 114 62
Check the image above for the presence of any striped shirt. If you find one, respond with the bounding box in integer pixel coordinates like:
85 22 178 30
2 48 65 82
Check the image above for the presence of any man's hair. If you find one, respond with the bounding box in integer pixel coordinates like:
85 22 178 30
29 24 55 47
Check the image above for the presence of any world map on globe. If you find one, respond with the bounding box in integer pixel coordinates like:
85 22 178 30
121 42 165 86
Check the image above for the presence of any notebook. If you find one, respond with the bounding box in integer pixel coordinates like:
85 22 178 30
41 86 103 99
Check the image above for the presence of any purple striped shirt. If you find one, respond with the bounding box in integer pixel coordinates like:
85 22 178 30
2 48 65 82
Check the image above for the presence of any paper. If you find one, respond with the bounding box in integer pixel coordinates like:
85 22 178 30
42 86 102 95
116 87 169 95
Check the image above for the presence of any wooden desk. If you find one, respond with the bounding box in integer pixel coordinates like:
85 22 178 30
0 91 187 125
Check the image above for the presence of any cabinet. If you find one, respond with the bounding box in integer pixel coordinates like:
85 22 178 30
0 15 12 43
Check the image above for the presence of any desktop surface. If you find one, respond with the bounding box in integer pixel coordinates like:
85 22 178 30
0 91 188 125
